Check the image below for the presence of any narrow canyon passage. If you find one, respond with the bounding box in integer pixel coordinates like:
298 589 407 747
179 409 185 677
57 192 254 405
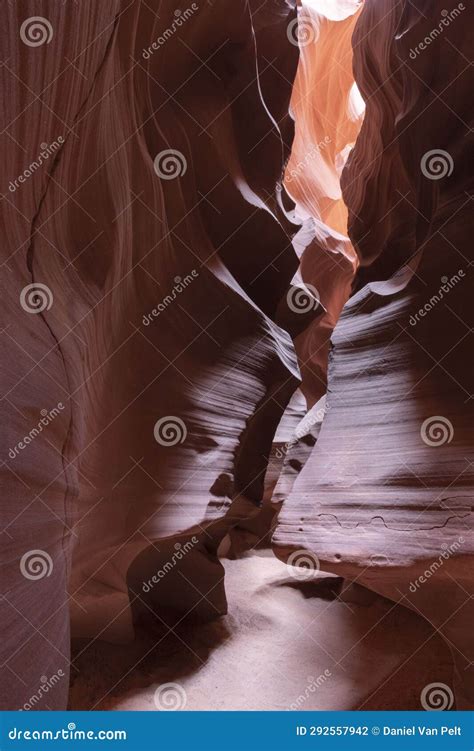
1 0 472 714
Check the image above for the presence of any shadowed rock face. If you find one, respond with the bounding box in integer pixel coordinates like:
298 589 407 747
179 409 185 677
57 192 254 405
274 0 474 708
1 0 306 710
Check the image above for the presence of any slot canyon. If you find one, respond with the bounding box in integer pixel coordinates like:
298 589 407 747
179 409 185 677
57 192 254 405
1 0 473 713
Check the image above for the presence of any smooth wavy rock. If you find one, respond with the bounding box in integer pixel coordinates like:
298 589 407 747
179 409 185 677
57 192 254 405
275 0 474 707
280 1 362 406
1 0 302 710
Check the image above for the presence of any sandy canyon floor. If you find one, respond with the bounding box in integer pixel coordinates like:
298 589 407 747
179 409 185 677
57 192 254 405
69 551 452 711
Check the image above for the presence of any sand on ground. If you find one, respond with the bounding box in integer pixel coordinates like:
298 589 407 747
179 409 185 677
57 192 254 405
69 550 452 710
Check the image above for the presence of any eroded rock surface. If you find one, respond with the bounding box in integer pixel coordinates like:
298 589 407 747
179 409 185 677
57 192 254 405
275 0 474 708
2 0 303 710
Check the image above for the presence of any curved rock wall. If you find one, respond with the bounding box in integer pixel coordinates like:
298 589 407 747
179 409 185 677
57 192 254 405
274 0 474 707
2 0 302 710
279 1 363 407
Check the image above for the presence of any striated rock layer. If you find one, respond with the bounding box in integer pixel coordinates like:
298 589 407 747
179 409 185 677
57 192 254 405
282 0 363 407
230 0 364 558
275 0 474 707
1 0 304 710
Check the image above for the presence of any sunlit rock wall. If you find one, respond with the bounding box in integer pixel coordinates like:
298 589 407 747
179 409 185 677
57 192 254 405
275 0 474 707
